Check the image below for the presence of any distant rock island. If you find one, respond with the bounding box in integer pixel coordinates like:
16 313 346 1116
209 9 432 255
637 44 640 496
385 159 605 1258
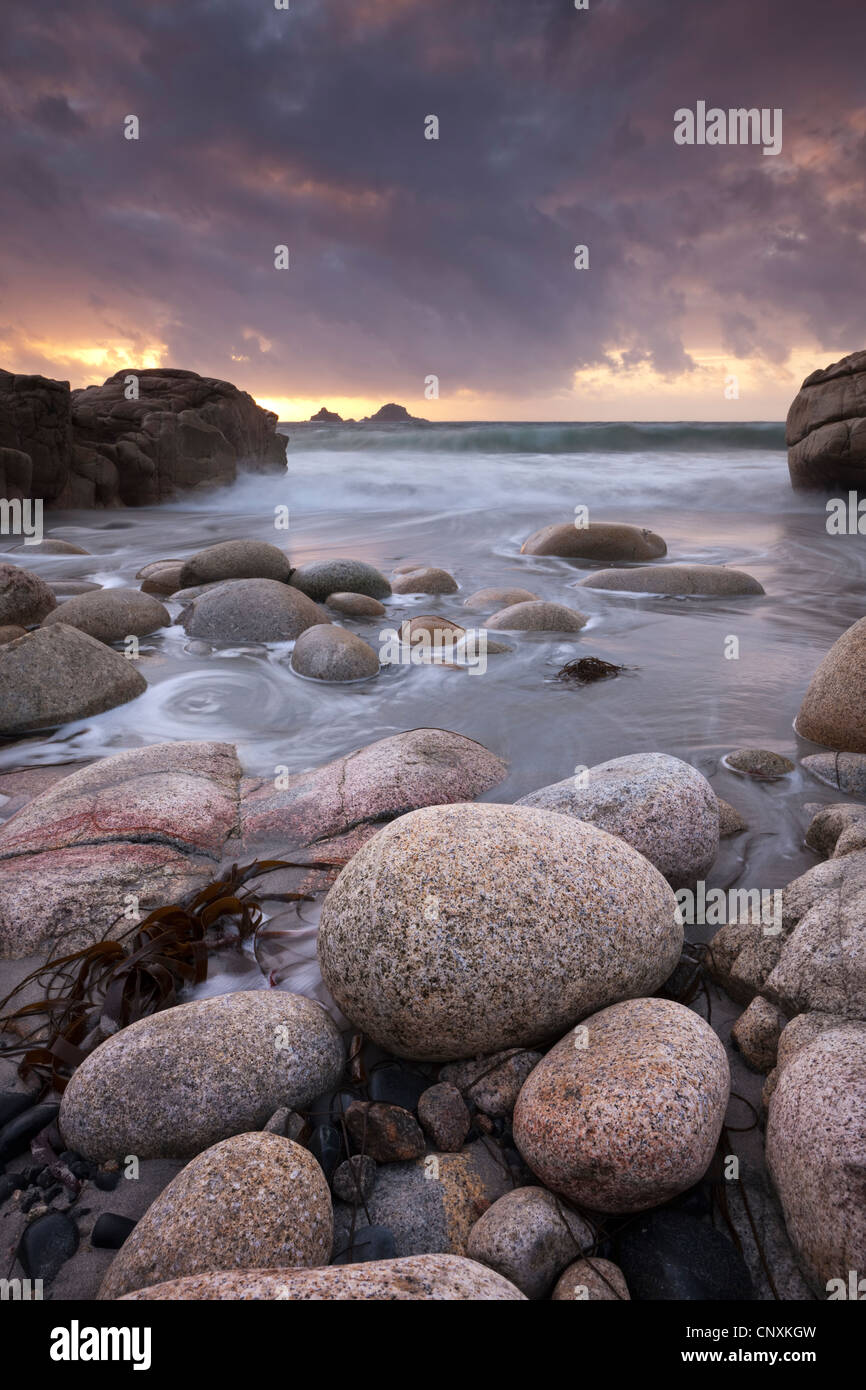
308 402 429 426
365 402 428 424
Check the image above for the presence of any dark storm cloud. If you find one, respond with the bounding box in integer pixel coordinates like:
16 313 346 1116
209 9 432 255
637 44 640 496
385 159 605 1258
1 0 864 400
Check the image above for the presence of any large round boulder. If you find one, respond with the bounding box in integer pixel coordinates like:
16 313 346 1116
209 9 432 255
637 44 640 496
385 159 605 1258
97 1132 333 1299
0 624 146 735
516 752 719 889
579 565 764 596
521 521 666 561
290 624 380 681
290 558 391 602
796 617 866 752
60 991 344 1161
178 539 292 588
0 562 56 626
513 998 729 1213
766 1023 866 1291
120 1254 526 1300
181 578 324 642
317 803 682 1060
41 587 170 643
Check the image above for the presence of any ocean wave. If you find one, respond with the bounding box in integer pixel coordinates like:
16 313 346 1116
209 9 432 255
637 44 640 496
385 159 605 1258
280 420 786 455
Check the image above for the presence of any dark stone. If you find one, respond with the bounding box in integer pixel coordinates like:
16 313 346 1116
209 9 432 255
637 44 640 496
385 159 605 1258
42 1183 63 1204
307 1124 343 1182
17 1211 79 1282
345 1101 426 1163
368 1061 430 1111
91 1212 137 1249
614 1209 754 1300
332 1224 397 1264
0 1091 37 1129
0 1104 60 1162
94 1168 121 1191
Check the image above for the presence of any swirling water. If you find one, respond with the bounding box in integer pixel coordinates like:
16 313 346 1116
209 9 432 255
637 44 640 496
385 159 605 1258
2 420 863 953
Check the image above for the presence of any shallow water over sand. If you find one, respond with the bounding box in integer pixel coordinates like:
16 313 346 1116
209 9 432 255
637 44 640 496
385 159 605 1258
2 425 862 952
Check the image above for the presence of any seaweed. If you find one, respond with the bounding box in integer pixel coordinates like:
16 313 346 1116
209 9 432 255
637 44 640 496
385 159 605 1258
0 856 337 1094
554 656 626 684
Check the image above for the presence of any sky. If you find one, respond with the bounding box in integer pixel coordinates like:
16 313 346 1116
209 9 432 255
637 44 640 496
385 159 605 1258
1 0 865 422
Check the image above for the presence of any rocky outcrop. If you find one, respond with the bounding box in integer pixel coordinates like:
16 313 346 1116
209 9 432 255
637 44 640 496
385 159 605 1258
0 367 287 507
787 350 866 489
310 407 343 423
0 370 74 502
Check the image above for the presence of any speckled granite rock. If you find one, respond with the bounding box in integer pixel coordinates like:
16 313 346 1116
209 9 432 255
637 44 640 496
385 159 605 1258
463 587 539 610
731 995 787 1072
717 797 748 837
291 624 379 681
41 588 170 643
318 803 682 1061
119 1254 527 1300
98 1133 332 1299
417 1084 471 1152
60 991 344 1161
391 566 457 595
521 520 667 561
517 752 718 890
332 1140 514 1258
0 562 56 626
439 1049 543 1117
579 564 764 596
0 624 25 644
803 803 866 858
704 915 788 1007
724 748 795 779
485 600 587 632
291 558 391 601
762 1009 857 1105
513 998 729 1214
0 624 146 740
240 727 507 856
796 617 866 752
764 885 866 1020
466 1186 594 1299
551 1257 630 1301
332 1155 377 1204
802 751 866 793
178 539 292 588
325 592 386 617
766 1023 866 1291
181 578 324 643
137 559 184 595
